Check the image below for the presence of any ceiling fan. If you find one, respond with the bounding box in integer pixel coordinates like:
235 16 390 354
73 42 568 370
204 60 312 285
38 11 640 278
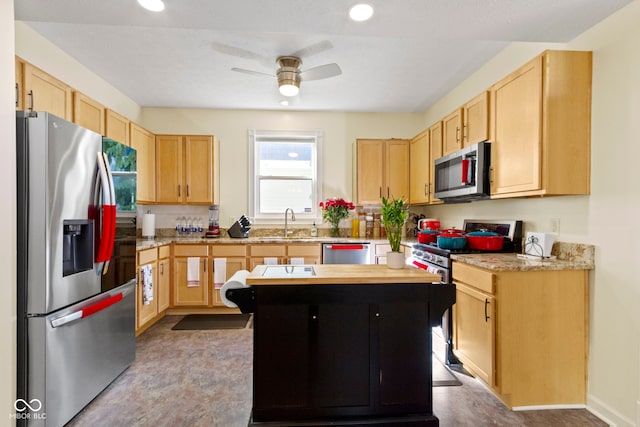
231 55 342 97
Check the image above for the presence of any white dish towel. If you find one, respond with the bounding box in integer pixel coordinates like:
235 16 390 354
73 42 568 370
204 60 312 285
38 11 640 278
289 257 305 265
264 257 278 265
213 258 227 289
187 257 200 287
141 264 153 305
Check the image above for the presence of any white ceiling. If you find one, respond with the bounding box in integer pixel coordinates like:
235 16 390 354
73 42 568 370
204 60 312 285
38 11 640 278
15 0 631 112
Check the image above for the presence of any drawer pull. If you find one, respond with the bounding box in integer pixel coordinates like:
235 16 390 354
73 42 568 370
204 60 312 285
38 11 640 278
484 298 490 322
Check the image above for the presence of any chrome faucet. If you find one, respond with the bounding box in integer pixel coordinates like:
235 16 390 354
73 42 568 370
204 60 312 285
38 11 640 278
284 208 296 237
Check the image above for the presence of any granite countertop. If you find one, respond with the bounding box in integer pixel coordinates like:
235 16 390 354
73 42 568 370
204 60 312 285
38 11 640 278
451 242 595 272
136 235 417 251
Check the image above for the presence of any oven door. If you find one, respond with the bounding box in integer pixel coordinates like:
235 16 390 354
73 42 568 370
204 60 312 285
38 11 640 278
409 258 449 284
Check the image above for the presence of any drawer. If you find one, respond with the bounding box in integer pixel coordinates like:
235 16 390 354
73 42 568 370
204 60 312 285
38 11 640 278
138 247 157 265
375 243 392 256
250 244 286 257
210 244 247 257
287 244 321 257
158 245 171 259
452 261 495 294
174 244 208 257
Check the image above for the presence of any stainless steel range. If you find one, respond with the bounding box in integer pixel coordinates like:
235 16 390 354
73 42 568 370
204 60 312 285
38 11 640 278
409 219 523 365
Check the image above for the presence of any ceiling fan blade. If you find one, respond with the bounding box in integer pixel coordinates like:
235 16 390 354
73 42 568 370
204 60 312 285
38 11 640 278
212 41 273 67
300 63 342 81
292 40 333 59
231 68 275 78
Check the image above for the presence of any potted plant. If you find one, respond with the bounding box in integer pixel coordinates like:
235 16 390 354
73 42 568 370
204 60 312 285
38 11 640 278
380 196 408 269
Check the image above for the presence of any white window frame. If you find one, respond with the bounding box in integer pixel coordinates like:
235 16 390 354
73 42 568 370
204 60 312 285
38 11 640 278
248 129 323 224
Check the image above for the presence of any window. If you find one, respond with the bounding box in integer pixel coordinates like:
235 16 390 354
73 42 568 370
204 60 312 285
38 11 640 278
249 129 323 223
103 138 136 216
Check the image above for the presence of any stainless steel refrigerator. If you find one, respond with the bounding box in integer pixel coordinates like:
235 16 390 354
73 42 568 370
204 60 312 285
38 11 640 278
16 111 137 427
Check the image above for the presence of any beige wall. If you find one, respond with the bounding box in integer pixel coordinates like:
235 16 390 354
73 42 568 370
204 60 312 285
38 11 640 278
2 0 16 425
415 1 640 425
141 108 425 228
11 1 640 425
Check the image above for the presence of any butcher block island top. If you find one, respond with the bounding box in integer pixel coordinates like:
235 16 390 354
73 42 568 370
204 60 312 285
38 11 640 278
246 264 441 285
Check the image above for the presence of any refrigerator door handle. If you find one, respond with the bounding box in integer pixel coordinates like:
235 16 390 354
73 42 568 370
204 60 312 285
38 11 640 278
50 292 124 328
94 152 117 275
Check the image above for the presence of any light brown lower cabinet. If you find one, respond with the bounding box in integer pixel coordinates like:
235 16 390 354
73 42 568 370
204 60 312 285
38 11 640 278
210 244 248 307
172 244 209 306
136 245 171 334
452 261 588 408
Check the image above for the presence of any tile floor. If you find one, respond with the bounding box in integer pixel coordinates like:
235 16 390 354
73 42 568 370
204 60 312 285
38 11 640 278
67 316 608 427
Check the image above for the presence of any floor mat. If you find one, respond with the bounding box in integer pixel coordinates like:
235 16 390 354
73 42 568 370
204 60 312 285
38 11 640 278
171 314 252 330
432 354 462 387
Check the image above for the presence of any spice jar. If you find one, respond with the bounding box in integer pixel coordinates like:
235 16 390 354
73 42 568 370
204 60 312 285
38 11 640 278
351 214 359 238
365 214 373 238
359 212 366 237
373 213 381 238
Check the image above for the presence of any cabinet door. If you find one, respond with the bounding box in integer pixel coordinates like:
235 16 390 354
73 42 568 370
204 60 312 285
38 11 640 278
105 109 130 146
378 301 431 411
385 139 409 200
137 261 158 329
15 59 23 110
212 256 247 306
184 135 214 203
442 109 462 155
130 123 156 203
157 258 170 312
173 257 209 306
463 91 489 147
409 131 429 204
454 282 495 386
356 139 385 205
23 63 72 120
490 56 542 195
254 303 310 413
73 91 105 135
155 135 184 203
428 121 443 203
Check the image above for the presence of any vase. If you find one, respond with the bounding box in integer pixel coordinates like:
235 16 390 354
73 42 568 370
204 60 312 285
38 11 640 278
330 223 340 237
386 251 406 269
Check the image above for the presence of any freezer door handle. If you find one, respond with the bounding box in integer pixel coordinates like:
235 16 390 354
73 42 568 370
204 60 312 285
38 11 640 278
50 292 123 328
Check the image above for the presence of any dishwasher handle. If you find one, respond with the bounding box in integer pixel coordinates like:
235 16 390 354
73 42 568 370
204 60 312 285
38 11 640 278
325 244 367 250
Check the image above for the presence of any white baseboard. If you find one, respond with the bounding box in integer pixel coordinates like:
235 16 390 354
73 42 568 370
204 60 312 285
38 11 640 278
512 404 586 411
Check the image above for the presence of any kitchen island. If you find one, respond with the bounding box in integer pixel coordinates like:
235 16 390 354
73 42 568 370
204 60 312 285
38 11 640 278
234 264 451 427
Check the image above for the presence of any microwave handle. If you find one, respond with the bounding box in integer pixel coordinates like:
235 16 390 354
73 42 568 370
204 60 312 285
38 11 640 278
461 159 471 184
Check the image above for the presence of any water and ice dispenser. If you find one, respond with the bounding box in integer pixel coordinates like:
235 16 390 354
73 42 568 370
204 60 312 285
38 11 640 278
62 219 94 276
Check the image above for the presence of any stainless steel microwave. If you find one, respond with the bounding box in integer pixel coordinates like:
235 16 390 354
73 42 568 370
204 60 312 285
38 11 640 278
434 141 491 203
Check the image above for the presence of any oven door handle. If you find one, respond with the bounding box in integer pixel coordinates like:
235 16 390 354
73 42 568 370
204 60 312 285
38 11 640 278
326 244 366 250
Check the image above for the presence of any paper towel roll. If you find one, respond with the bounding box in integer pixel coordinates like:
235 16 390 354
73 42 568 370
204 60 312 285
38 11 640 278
220 270 250 308
142 213 155 238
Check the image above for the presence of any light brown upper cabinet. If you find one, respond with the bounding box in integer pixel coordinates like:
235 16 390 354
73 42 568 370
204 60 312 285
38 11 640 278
442 109 463 156
156 135 216 204
105 109 130 146
15 58 24 110
73 92 105 135
428 121 443 204
462 91 489 147
22 61 72 120
356 139 409 205
130 123 156 204
489 50 592 198
409 130 429 205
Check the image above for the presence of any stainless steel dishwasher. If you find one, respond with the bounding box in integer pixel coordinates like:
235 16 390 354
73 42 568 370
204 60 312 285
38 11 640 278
322 243 371 264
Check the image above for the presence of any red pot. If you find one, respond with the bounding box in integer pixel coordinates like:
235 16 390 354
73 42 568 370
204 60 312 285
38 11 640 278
466 231 504 251
417 229 440 244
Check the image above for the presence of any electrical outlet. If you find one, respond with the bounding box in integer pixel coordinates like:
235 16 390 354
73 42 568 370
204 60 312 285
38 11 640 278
550 218 560 234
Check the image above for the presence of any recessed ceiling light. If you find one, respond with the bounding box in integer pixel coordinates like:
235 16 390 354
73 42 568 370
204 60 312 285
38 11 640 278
280 100 289 106
137 0 165 12
349 4 373 22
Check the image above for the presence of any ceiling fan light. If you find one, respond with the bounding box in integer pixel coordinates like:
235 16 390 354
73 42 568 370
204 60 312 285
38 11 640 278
137 0 165 12
279 84 299 97
349 4 373 21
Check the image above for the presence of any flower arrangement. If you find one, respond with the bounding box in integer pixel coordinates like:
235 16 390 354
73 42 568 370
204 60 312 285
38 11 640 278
319 198 355 237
